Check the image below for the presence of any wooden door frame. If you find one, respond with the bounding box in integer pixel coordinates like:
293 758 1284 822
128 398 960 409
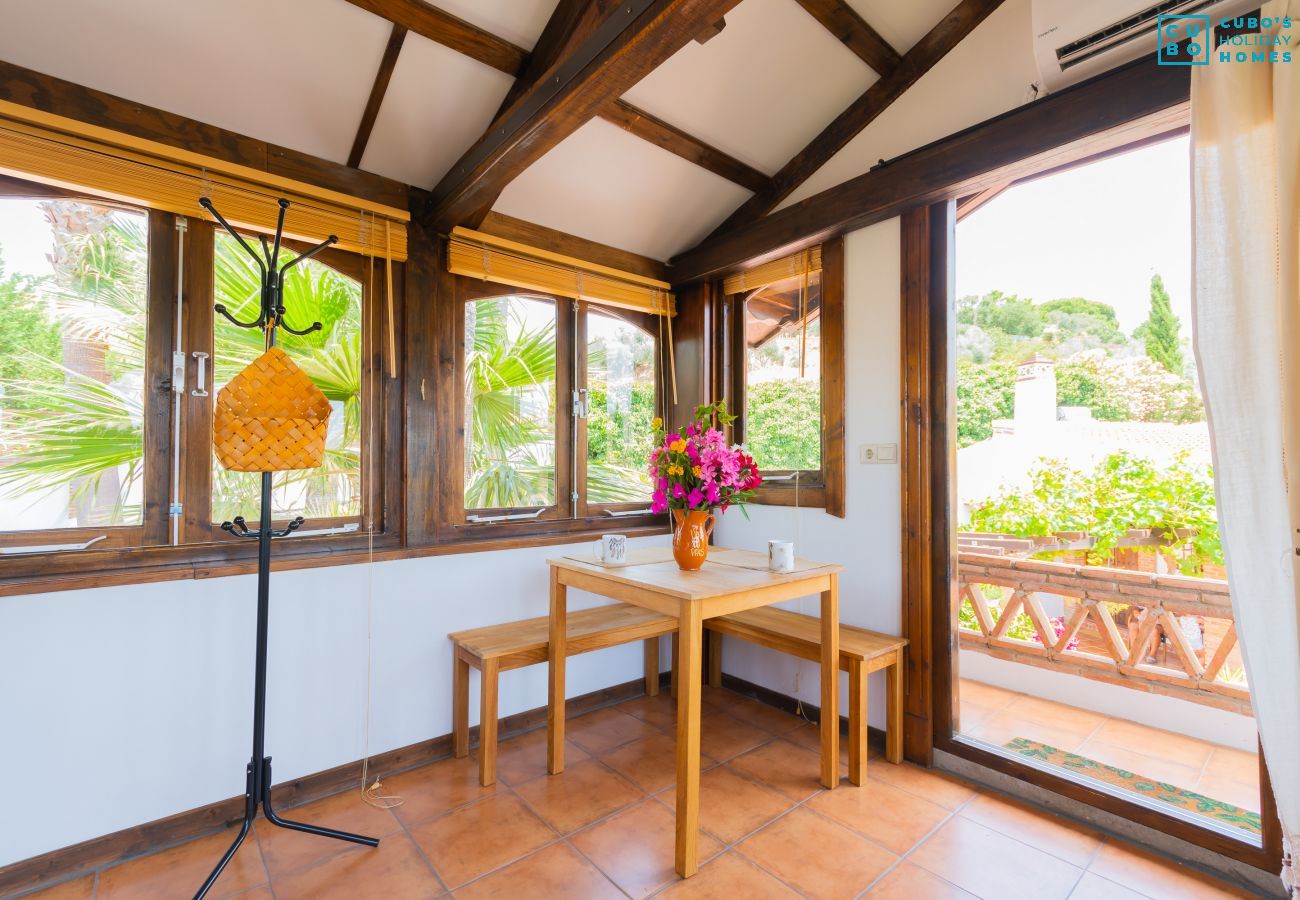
899 185 1282 874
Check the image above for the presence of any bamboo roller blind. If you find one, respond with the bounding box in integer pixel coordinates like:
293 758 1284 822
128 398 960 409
0 109 408 260
722 246 821 295
447 226 675 317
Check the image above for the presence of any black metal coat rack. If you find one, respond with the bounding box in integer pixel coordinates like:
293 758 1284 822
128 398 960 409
195 197 379 899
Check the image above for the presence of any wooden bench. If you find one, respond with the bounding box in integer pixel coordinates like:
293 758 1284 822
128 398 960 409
450 604 677 786
703 607 907 784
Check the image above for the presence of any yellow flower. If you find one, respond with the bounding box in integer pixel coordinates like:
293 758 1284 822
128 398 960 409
668 464 684 476
652 417 663 430
692 465 703 477
669 438 687 453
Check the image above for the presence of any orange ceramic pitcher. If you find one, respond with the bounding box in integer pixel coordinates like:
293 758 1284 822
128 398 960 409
671 508 714 571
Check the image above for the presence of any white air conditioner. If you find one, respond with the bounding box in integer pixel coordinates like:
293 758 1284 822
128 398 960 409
1032 0 1257 93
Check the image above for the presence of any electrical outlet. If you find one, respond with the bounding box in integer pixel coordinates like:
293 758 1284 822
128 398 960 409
859 443 899 464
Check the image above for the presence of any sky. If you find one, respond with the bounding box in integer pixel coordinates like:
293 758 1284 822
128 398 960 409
0 199 58 278
956 135 1191 335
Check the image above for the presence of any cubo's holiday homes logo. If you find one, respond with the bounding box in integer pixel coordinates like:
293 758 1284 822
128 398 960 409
1157 13 1294 65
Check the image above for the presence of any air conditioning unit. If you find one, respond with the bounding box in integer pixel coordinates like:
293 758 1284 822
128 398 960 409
1032 0 1257 93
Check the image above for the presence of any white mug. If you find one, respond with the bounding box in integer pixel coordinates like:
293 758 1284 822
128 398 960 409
768 539 795 573
593 533 628 565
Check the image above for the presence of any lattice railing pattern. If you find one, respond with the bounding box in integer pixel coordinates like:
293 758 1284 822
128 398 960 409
958 552 1250 715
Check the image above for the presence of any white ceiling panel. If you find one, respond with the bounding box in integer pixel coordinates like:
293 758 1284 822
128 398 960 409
779 0 1034 209
425 0 558 51
844 0 963 55
0 0 390 164
620 0 875 175
493 119 752 261
360 33 513 189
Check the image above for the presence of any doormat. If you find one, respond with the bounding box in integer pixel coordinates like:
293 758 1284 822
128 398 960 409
1004 737 1262 836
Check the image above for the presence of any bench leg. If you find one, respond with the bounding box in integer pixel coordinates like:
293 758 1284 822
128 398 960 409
453 653 470 759
886 651 904 765
548 569 567 775
479 657 499 786
707 628 722 689
849 659 867 785
670 631 679 700
644 636 660 697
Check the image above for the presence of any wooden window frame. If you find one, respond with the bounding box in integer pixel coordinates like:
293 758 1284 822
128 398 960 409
716 237 845 517
903 162 1282 872
441 273 665 542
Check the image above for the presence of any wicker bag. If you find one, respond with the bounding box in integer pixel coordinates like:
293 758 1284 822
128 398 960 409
213 346 332 472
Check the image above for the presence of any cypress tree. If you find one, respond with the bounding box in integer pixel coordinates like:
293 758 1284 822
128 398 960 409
1143 273 1184 374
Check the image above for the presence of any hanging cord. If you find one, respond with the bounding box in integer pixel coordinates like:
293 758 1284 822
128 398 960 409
792 275 811 722
358 215 402 810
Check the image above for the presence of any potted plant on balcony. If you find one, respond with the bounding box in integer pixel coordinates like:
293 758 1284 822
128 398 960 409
649 401 762 571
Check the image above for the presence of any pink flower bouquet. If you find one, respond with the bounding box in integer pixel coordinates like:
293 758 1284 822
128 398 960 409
648 401 762 514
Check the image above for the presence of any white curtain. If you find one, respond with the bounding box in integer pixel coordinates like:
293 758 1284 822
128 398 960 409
1191 3 1299 894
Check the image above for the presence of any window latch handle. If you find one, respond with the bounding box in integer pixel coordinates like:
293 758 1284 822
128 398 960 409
573 388 588 419
191 351 209 398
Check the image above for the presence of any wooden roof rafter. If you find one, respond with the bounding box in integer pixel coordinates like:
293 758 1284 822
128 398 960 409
792 0 901 74
340 0 529 76
347 22 408 169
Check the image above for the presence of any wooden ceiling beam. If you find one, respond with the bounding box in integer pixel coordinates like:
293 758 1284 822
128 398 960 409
793 0 900 74
496 0 616 117
424 0 744 232
694 18 728 43
341 0 528 76
668 58 1190 283
0 60 408 209
348 23 408 169
599 100 771 193
708 0 1004 237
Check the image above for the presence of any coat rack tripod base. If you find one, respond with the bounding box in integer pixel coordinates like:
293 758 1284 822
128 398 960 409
194 199 378 898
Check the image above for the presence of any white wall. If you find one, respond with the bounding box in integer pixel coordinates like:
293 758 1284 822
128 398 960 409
0 534 667 867
714 221 903 727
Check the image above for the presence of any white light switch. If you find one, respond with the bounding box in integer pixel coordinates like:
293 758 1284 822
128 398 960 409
859 444 898 464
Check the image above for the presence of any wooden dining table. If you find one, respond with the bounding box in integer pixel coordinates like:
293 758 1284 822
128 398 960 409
546 546 843 878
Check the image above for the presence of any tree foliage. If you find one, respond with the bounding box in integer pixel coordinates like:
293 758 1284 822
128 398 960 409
0 253 61 411
1141 273 1185 375
957 360 1015 447
744 378 820 471
966 450 1221 574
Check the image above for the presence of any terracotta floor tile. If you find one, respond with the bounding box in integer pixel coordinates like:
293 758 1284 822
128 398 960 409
489 728 590 786
1003 696 1108 737
20 874 96 899
784 721 854 763
654 850 798 899
965 708 1094 753
806 776 950 855
729 738 838 802
227 889 275 899
1073 741 1203 791
270 831 440 899
1087 718 1214 771
715 695 805 736
619 693 678 732
513 758 644 834
453 842 622 900
657 766 791 844
254 789 403 879
601 731 716 794
959 679 1022 709
957 698 1005 731
1192 772 1261 813
407 793 555 888
571 800 722 898
868 761 977 810
866 862 977 898
566 707 661 756
1068 871 1150 899
698 711 773 762
1088 840 1254 900
736 807 897 899
1202 747 1260 785
97 827 269 899
909 815 1083 900
387 755 498 827
959 792 1102 868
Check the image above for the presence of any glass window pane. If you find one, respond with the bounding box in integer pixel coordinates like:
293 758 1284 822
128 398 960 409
464 296 557 509
743 270 822 471
211 233 363 523
0 198 148 531
586 310 654 504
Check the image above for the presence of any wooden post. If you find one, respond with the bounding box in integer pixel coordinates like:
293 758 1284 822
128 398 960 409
547 566 567 775
644 636 660 696
675 599 704 877
820 576 841 788
452 654 470 759
848 658 867 785
478 657 499 786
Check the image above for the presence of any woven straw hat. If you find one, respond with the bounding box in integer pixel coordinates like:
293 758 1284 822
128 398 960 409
213 346 332 472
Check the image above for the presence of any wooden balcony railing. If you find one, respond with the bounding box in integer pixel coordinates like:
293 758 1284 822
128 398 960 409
958 552 1250 715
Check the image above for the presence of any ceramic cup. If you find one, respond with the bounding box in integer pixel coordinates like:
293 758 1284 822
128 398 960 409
593 533 628 565
768 539 795 573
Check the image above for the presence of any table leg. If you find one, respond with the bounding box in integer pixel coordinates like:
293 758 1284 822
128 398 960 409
675 600 703 878
548 568 567 775
821 576 840 789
